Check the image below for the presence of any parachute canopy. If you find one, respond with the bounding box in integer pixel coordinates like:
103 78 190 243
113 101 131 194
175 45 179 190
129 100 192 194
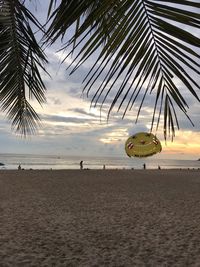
125 132 162 158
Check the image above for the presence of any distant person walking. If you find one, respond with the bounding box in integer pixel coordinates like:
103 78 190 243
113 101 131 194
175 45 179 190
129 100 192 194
143 163 146 170
80 160 83 170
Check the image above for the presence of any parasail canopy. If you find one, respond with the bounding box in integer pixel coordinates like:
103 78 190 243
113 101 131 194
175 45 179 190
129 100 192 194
125 132 162 158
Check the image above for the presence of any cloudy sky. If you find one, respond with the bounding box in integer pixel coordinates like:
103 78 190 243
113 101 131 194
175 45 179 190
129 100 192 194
0 1 199 159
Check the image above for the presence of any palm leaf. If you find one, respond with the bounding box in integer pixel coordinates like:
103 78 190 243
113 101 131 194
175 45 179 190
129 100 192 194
46 0 200 139
0 0 48 135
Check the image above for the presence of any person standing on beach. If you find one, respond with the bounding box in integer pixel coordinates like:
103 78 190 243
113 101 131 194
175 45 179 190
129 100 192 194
80 160 83 170
18 164 21 170
143 163 146 170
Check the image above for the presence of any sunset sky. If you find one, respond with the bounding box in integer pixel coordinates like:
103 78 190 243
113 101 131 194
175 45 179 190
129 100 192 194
0 1 199 160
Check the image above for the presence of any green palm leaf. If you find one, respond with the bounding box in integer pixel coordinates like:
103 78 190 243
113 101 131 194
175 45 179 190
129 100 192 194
46 0 200 139
0 0 48 135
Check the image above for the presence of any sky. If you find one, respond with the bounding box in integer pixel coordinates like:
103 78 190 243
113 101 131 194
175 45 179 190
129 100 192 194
0 1 199 159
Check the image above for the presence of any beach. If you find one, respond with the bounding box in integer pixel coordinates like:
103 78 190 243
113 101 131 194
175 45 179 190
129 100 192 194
0 169 200 266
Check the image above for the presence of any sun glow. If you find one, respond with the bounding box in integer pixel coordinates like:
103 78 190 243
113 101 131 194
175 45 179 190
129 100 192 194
99 128 128 144
161 131 200 158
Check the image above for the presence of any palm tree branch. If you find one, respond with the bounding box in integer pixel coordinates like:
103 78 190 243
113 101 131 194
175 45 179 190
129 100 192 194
45 0 200 138
0 0 48 135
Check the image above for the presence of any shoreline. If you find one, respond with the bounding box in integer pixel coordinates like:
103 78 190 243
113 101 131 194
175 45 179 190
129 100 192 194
0 155 200 171
1 167 200 171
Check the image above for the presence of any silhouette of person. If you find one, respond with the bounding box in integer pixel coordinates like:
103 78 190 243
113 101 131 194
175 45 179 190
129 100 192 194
18 164 21 170
80 160 83 170
158 165 161 170
143 163 146 170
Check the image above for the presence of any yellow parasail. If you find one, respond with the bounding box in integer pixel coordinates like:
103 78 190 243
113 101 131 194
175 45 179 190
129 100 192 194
125 132 162 158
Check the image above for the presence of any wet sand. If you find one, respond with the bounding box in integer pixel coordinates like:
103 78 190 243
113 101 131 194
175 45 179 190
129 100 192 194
0 169 200 266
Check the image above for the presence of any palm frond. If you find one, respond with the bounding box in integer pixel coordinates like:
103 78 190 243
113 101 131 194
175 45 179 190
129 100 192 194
46 0 200 139
0 0 48 135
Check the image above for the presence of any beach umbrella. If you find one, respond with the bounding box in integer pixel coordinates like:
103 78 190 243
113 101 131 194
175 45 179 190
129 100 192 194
125 132 162 158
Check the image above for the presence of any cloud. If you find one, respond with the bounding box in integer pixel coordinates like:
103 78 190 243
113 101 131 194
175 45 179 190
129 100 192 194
48 97 62 106
0 1 199 160
41 114 91 124
68 108 98 118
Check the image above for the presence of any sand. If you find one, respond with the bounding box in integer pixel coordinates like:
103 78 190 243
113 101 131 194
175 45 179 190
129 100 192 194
0 169 200 266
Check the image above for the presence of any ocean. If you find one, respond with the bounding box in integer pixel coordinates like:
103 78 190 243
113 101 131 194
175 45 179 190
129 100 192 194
0 153 199 170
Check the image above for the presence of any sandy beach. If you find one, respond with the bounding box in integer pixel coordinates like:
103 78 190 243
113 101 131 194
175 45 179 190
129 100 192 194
0 169 200 266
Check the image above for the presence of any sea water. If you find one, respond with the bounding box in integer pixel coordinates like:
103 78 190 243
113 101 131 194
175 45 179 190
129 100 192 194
0 153 199 170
